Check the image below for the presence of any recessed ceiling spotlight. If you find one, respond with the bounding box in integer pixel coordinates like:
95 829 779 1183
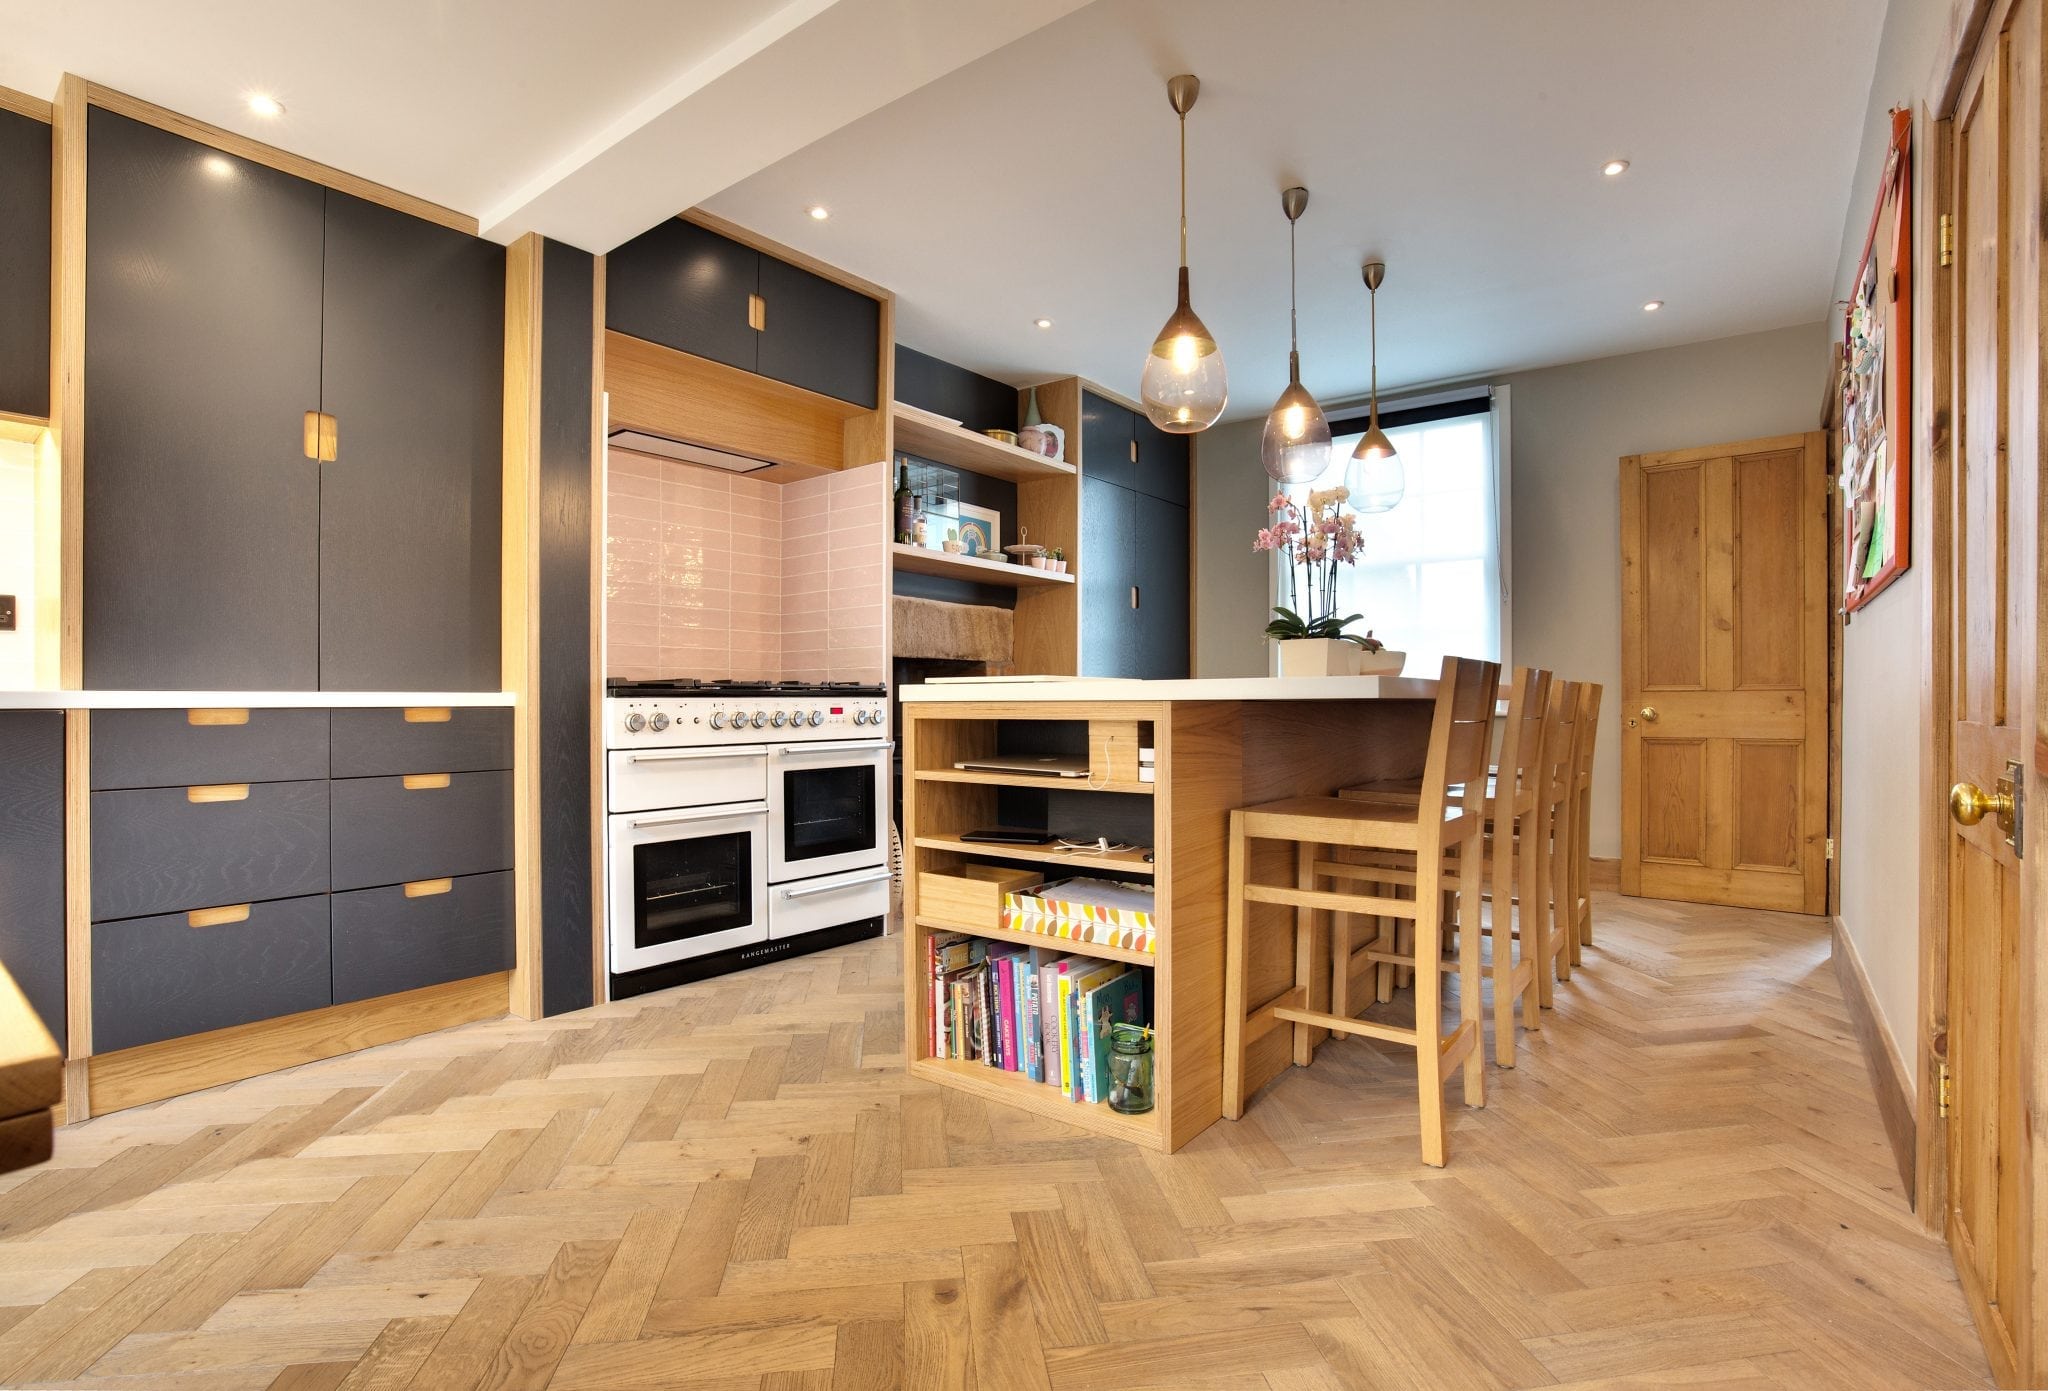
807 205 830 221
1602 158 1629 177
1642 299 1664 312
247 93 285 118
1035 318 1053 329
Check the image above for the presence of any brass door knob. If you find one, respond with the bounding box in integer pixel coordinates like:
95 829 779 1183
1639 706 1659 722
1951 780 2014 828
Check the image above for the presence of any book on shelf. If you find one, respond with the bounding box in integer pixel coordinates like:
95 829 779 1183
926 933 1149 1101
1078 969 1148 1104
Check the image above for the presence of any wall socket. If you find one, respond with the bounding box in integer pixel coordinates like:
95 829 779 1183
0 595 14 631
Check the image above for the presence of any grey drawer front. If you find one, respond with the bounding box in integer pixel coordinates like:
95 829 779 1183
330 870 513 1004
329 707 512 778
331 770 511 891
92 708 330 790
92 780 330 921
92 894 331 1052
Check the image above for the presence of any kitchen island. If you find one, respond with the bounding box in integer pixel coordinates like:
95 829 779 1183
899 676 1441 1151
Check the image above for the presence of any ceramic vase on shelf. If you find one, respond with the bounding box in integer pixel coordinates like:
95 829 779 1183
1276 638 1362 677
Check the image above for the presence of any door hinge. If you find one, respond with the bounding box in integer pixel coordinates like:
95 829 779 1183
1825 837 1836 861
1939 213 1954 267
1938 1060 1952 1118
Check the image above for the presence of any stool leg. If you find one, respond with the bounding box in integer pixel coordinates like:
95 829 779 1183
1455 835 1487 1109
1551 810 1574 985
1223 815 1250 1120
1331 899 1353 1024
1413 857 1447 1168
1374 908 1396 1004
1516 809 1542 1034
1534 813 1557 1009
1293 840 1321 1068
1487 819 1515 1067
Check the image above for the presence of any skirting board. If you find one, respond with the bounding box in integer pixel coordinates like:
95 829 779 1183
1831 917 1916 1199
1590 857 1620 892
84 971 511 1117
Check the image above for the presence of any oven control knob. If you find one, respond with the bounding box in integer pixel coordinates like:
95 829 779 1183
623 711 647 733
808 710 825 727
771 711 788 727
853 710 869 726
708 711 726 730
648 711 670 731
752 710 769 728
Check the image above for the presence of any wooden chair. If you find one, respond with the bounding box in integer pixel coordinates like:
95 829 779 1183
1326 666 1554 1067
1567 683 1603 961
1532 679 1582 1005
1222 655 1501 1167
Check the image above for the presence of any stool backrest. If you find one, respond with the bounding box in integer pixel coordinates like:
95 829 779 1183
1497 666 1553 812
1419 654 1502 852
1573 682 1603 790
1541 678 1583 813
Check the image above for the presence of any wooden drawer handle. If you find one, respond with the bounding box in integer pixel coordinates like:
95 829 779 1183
187 783 250 803
402 773 451 790
403 877 453 898
403 707 452 723
303 410 338 462
186 708 249 727
187 904 250 928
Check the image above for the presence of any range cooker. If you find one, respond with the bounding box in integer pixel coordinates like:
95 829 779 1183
604 678 890 998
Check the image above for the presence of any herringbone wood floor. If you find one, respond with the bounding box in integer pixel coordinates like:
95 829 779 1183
0 893 1991 1389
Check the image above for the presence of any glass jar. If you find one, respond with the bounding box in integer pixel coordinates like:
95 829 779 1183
1107 1022 1155 1115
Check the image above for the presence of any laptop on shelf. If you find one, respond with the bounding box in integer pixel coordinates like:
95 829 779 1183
952 754 1092 779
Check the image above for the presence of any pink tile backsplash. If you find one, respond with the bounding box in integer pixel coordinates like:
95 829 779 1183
606 455 889 684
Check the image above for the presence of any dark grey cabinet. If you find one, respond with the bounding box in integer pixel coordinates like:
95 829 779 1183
1133 495 1191 679
1135 416 1191 508
92 708 329 789
91 779 331 921
84 108 325 690
329 707 512 778
93 894 331 1052
0 107 51 418
319 193 504 691
83 109 503 693
330 769 512 892
330 871 513 1004
756 254 879 407
1082 390 1135 491
1080 479 1189 680
605 217 880 408
0 713 66 1044
605 217 758 374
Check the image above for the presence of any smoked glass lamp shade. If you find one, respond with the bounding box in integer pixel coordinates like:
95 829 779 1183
1348 426 1405 513
1260 370 1331 483
1141 269 1228 433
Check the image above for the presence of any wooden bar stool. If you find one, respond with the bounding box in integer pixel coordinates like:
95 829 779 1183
1326 665 1554 1067
1533 679 1582 1004
1222 655 1501 1167
1567 683 1603 961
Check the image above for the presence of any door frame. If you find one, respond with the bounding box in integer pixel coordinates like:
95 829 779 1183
1914 1 2045 1383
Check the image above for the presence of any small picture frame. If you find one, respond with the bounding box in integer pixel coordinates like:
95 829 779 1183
956 503 1000 559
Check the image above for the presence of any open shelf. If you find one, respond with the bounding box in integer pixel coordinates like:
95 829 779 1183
890 543 1074 587
892 402 1077 480
914 834 1154 877
913 767 1151 795
909 1056 1160 1145
915 915 1156 967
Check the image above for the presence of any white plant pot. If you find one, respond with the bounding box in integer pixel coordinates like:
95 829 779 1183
1276 638 1362 677
1356 648 1406 676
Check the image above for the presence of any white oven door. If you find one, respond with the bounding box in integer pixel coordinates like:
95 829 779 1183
608 746 768 814
770 863 893 940
607 802 768 974
767 740 892 882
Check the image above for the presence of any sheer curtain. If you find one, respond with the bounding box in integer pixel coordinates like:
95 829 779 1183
1276 400 1505 674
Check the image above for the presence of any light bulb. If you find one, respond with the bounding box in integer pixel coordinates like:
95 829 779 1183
1261 376 1331 484
1141 269 1227 433
1170 334 1199 372
1348 428 1404 513
1281 404 1306 440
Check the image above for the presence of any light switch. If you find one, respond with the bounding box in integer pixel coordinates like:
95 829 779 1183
0 595 14 631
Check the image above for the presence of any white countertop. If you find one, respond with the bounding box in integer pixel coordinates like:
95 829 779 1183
0 690 518 710
900 675 1441 702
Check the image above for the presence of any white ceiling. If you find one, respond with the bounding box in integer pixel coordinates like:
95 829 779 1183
0 0 1885 414
705 0 1887 417
0 0 1093 249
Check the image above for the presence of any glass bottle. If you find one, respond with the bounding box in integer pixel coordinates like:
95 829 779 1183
894 458 914 543
1107 1022 1155 1114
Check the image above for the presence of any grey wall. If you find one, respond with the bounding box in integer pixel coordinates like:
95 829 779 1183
1195 320 1833 857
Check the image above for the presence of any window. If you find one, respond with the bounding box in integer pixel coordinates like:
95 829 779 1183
1274 392 1507 674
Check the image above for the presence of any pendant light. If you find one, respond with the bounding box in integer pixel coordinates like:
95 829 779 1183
1260 186 1332 483
1348 259 1405 512
1140 74 1227 433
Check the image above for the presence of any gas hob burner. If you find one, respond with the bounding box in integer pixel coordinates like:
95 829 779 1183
606 677 887 699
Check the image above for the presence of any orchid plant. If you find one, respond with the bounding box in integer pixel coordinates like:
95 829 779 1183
1253 486 1384 650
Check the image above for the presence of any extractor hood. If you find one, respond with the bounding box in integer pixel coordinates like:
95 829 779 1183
607 428 774 474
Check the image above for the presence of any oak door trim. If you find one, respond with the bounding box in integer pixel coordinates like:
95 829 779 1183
503 233 544 1021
